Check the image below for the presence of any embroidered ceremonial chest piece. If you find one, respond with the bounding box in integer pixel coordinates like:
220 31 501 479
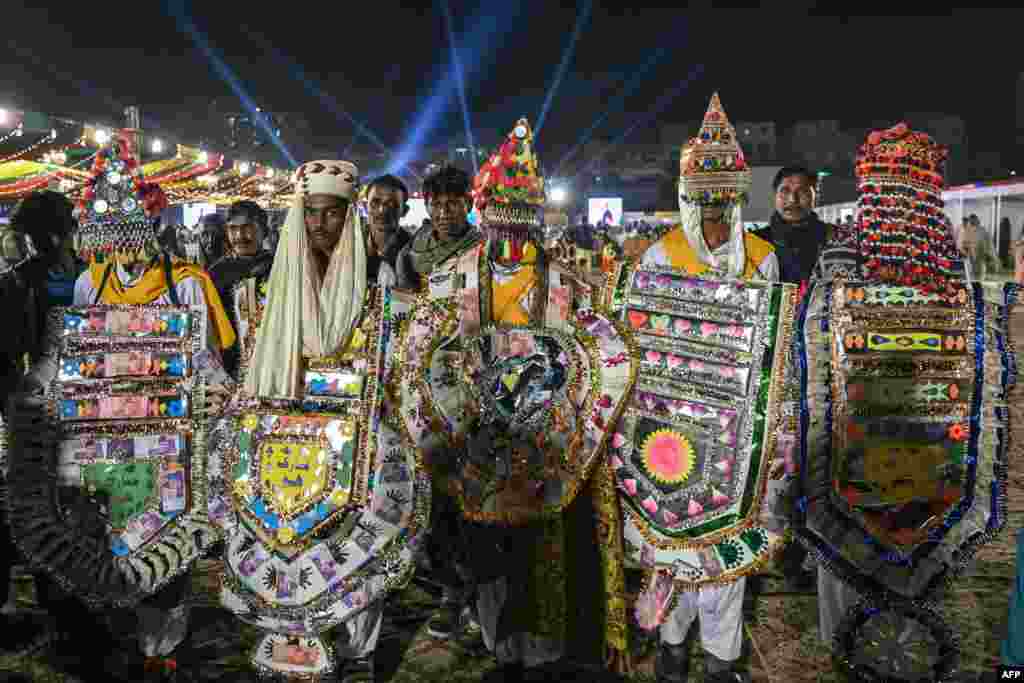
795 281 1012 602
5 305 218 608
605 264 798 586
209 286 428 681
397 244 635 524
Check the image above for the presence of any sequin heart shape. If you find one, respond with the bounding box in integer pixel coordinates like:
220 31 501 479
628 311 649 329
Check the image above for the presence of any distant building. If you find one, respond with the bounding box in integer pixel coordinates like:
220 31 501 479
784 120 857 175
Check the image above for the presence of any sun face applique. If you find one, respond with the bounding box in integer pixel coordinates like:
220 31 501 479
640 429 696 486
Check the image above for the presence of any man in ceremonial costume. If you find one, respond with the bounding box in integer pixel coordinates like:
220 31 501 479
6 132 233 683
207 160 427 683
640 98 777 283
395 165 481 291
396 118 635 679
606 93 793 683
798 123 1014 681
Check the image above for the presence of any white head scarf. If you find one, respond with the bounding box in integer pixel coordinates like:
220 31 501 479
678 200 747 278
244 160 366 399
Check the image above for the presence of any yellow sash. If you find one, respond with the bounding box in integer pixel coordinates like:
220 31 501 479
89 262 237 350
659 226 775 278
491 244 539 325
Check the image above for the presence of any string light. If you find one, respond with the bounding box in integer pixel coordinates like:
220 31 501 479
151 139 164 154
0 109 7 125
238 161 251 175
197 151 208 164
93 129 110 145
0 134 57 164
0 127 23 145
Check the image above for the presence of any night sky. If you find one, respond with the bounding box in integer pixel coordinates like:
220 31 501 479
1 4 1021 167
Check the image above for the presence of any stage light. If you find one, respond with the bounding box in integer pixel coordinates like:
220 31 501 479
238 161 251 175
94 129 110 145
551 187 567 203
0 109 7 125
265 168 275 179
50 129 57 140
151 139 164 154
14 126 23 137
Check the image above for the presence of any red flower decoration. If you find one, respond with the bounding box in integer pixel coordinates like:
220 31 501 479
947 423 967 441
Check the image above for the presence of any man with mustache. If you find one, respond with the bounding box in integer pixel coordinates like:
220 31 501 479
209 201 274 382
393 164 483 643
209 160 427 683
750 166 832 285
395 165 480 291
364 174 412 287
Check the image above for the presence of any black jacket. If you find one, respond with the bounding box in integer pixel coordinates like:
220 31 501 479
751 212 831 284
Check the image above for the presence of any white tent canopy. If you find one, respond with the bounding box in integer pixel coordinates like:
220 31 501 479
818 179 1024 262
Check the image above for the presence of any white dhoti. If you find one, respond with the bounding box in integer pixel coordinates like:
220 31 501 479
333 602 384 660
476 577 563 668
660 576 746 662
817 569 860 645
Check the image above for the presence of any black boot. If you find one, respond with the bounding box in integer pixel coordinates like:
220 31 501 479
655 641 690 683
703 650 749 683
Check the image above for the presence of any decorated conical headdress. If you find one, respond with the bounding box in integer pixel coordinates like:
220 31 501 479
74 130 169 263
678 93 751 207
472 117 546 232
854 123 961 290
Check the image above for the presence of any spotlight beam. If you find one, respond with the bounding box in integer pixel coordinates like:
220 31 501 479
230 22 418 182
554 44 674 174
235 24 396 160
582 64 705 176
440 0 477 175
535 0 593 142
165 0 298 168
390 1 527 176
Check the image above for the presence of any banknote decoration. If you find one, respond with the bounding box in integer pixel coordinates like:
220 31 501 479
4 305 217 608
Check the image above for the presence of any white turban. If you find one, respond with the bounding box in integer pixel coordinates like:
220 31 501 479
244 160 366 399
678 201 747 279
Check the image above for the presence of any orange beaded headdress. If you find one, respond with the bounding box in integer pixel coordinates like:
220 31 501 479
854 123 961 290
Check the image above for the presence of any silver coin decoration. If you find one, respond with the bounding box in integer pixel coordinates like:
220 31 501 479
93 199 109 214
106 171 122 186
122 197 137 212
